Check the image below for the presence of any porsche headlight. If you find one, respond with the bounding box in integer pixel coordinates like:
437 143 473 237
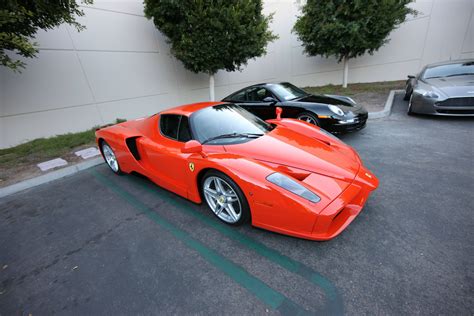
266 173 320 203
328 105 344 116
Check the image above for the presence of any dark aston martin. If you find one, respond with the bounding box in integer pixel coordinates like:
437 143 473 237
222 82 368 133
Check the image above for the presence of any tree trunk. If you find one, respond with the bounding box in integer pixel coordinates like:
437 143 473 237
209 73 215 101
342 55 349 88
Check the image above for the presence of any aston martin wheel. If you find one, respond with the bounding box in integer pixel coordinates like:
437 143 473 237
407 94 414 115
201 171 250 225
101 141 122 174
297 112 320 126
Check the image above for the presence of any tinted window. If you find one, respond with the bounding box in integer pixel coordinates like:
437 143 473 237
422 62 474 79
230 90 247 101
178 116 192 142
190 104 272 144
247 87 275 102
160 114 180 139
270 83 308 101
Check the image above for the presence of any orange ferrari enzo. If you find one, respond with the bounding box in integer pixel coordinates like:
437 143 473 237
96 102 378 240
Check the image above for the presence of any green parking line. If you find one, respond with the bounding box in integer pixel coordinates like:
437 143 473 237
91 171 308 315
120 171 343 315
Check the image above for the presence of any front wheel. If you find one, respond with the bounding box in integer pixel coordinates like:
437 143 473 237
297 112 320 126
407 94 415 115
201 171 250 225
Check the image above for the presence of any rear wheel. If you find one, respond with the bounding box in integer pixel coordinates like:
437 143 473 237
297 112 320 126
201 171 250 225
101 141 122 174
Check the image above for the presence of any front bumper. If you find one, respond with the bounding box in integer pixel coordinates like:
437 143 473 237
251 165 378 241
411 94 474 116
321 112 369 133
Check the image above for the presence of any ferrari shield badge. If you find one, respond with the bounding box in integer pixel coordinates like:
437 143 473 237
188 162 195 172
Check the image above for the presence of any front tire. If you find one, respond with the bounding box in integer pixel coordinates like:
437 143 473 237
297 112 320 126
100 140 123 174
201 170 250 226
407 94 415 115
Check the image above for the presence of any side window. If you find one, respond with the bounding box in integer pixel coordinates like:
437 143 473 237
247 87 274 102
178 116 192 142
160 114 180 139
231 90 247 102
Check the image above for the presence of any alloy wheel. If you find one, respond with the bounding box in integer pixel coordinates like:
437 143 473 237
203 176 242 224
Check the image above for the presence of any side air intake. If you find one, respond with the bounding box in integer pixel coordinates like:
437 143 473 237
125 136 141 160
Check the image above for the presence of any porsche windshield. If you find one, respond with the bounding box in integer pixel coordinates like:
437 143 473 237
270 82 309 100
423 62 474 79
190 104 273 145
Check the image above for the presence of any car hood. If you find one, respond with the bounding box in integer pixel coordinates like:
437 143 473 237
424 75 474 97
223 126 360 182
292 94 365 114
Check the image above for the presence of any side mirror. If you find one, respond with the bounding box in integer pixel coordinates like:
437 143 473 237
263 96 277 105
407 75 415 79
275 107 283 120
181 140 202 154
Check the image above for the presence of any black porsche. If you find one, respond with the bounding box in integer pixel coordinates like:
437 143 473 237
222 82 368 133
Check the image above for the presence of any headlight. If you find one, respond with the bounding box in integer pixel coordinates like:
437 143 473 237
266 173 320 203
422 91 439 98
328 105 344 116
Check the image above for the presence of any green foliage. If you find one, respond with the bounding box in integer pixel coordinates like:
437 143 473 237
0 0 92 71
144 0 277 75
293 0 417 62
0 129 95 167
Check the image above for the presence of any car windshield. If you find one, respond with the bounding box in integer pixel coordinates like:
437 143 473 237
190 104 273 145
423 61 474 79
270 83 309 101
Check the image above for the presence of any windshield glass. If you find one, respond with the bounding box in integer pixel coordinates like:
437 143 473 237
190 104 273 145
423 62 474 79
270 83 308 101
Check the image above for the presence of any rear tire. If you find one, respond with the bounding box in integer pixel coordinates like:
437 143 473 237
100 140 123 175
201 170 250 226
297 112 320 126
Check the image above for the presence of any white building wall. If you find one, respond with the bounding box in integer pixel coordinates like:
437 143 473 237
1 0 473 148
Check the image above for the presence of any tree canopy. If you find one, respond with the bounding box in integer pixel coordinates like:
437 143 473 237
143 0 277 75
0 0 92 71
293 0 416 62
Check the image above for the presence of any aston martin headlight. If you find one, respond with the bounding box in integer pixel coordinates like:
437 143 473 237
328 105 344 116
266 173 320 203
422 91 439 98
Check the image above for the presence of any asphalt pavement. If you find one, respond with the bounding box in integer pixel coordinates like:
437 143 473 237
1 94 473 315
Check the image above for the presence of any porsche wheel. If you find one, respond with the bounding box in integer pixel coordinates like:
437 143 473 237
101 141 122 174
297 112 319 126
202 171 250 225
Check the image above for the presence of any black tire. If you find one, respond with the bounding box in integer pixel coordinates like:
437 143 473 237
100 140 123 175
407 95 415 116
403 89 412 101
201 170 250 226
297 112 320 126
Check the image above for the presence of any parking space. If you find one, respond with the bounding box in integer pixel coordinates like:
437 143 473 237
1 95 473 315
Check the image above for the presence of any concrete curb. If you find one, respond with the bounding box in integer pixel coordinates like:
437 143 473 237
368 89 404 119
0 158 104 199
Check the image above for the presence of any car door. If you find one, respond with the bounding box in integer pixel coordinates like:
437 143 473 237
138 114 192 197
231 86 280 120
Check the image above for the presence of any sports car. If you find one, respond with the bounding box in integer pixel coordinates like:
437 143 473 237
222 82 368 133
405 59 474 115
96 102 378 240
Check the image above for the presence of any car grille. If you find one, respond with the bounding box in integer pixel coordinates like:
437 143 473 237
435 97 474 107
436 109 474 115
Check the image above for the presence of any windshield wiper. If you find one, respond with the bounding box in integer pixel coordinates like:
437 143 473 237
202 132 263 144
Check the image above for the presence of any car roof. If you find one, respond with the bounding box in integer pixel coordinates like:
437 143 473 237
159 101 226 116
425 59 474 68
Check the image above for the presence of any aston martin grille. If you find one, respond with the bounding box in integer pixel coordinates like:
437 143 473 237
436 97 474 107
